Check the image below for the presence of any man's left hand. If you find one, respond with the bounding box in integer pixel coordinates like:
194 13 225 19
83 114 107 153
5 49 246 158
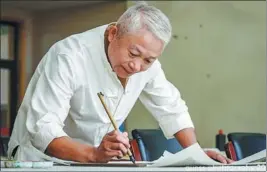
205 150 235 164
173 129 235 164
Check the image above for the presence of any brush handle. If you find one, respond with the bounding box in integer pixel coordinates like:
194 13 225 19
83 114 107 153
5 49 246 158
97 92 119 130
97 92 135 163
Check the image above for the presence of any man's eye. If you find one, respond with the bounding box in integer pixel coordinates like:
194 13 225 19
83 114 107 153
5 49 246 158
145 59 152 63
130 52 139 57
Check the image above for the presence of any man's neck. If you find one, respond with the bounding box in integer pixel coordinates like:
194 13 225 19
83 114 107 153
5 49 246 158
104 24 128 89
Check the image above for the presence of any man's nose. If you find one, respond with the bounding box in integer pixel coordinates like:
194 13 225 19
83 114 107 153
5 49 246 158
129 60 142 73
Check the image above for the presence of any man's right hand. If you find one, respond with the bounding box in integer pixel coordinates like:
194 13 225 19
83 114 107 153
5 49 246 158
46 131 131 163
92 130 130 163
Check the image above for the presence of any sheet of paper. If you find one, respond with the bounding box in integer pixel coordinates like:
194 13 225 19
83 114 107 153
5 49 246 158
149 143 266 167
149 143 222 167
231 149 266 165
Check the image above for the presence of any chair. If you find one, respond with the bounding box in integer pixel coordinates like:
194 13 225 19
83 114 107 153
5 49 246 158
131 128 183 161
224 141 238 160
129 139 142 161
225 132 266 160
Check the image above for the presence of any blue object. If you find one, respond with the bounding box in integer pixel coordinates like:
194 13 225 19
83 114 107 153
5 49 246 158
119 123 125 132
131 128 183 161
227 132 266 160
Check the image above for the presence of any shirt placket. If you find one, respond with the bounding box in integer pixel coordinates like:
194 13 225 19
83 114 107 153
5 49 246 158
104 73 131 134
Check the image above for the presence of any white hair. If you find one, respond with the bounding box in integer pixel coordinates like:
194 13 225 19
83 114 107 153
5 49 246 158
116 1 172 47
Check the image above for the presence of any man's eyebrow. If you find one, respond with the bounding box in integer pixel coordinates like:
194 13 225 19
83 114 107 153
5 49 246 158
142 55 157 60
129 45 141 53
130 45 157 59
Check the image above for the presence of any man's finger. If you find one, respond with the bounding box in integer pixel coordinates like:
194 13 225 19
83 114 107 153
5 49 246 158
107 142 128 155
122 132 128 138
107 133 130 148
106 150 123 159
216 154 227 164
205 150 228 164
107 130 119 136
226 158 235 164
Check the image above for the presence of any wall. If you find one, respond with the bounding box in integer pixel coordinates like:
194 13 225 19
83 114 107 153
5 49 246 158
32 1 126 70
125 1 266 148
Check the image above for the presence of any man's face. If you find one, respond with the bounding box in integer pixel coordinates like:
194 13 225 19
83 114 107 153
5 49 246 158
107 26 164 78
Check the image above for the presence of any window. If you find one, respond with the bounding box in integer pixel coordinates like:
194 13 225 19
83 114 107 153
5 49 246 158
0 22 19 136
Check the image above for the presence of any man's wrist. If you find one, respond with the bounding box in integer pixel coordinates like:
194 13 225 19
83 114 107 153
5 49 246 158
174 128 197 148
85 146 98 163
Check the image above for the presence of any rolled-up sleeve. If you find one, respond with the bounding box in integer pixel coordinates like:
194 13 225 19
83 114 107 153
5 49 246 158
139 62 194 139
25 49 75 153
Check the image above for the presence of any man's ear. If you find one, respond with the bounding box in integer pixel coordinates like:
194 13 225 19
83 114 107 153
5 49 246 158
108 25 118 42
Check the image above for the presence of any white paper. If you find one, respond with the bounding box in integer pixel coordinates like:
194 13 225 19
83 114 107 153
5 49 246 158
149 143 221 167
231 149 266 165
149 143 266 167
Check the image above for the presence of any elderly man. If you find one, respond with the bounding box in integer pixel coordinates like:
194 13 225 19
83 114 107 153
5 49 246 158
8 3 233 163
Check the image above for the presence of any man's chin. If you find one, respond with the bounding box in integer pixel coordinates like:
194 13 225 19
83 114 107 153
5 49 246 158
117 74 129 79
116 72 133 79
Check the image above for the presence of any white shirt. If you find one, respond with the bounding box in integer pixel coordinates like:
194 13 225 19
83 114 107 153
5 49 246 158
8 23 194 161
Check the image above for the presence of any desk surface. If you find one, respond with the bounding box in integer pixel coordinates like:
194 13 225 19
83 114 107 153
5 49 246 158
1 164 266 171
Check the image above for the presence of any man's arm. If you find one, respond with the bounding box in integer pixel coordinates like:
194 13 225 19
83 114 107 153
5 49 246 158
139 61 195 139
174 128 197 148
139 61 233 163
46 137 97 162
46 131 131 163
25 52 75 154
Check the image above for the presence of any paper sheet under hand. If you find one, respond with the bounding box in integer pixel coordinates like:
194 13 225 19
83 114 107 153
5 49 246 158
148 143 266 167
149 143 221 167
